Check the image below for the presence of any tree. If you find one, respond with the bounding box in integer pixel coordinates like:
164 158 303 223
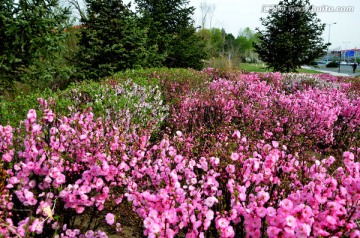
0 0 71 91
199 1 215 29
237 28 259 63
135 0 208 69
0 0 15 90
253 0 328 72
75 0 155 80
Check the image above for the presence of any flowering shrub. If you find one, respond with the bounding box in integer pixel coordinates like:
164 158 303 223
1 70 360 237
170 72 359 158
0 79 168 131
0 99 147 237
64 79 168 133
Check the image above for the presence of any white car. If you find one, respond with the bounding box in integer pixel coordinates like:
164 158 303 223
340 61 348 65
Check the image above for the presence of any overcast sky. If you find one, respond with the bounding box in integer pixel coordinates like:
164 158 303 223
189 0 360 51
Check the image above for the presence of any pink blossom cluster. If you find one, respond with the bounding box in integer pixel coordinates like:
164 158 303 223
170 73 359 156
122 132 360 237
0 99 140 237
0 125 13 162
0 71 359 237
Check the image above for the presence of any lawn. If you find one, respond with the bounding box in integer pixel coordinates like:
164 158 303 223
238 63 322 74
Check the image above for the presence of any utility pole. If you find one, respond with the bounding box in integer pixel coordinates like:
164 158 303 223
343 41 350 61
326 22 336 62
338 51 341 73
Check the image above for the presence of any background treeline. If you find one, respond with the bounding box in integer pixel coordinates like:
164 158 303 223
0 0 259 98
196 27 260 69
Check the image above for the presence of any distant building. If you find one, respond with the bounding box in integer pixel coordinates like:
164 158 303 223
341 48 360 62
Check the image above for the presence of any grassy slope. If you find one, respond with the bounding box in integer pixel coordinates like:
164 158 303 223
238 63 322 74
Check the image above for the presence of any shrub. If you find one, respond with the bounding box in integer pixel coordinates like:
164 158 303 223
112 68 211 105
0 79 168 132
1 104 359 237
326 62 339 68
1 70 360 238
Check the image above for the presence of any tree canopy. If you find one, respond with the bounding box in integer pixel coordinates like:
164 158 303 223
135 0 208 69
254 0 327 72
0 0 71 90
196 27 259 63
75 0 156 80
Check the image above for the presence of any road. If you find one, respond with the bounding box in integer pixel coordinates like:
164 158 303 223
305 65 360 77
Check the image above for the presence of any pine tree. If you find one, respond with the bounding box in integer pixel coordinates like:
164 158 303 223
254 0 327 72
75 0 154 80
0 0 16 90
135 0 208 69
0 0 71 91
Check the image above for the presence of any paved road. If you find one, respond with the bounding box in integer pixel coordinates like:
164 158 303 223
305 65 360 77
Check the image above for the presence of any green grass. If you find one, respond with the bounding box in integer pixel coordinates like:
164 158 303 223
238 63 271 72
238 63 322 74
297 68 322 74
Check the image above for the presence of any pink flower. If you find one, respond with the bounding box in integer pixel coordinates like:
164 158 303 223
44 109 55 122
217 218 230 229
205 210 214 220
230 152 239 161
280 198 293 211
295 223 311 237
314 193 327 204
17 225 26 237
80 134 87 140
232 130 241 139
301 205 313 219
75 206 85 214
256 207 268 218
27 109 37 123
144 217 153 229
2 152 12 162
226 164 235 173
95 178 104 189
32 124 41 133
271 141 279 148
23 189 34 200
105 213 115 225
9 177 19 185
267 207 277 217
257 191 270 204
326 215 337 225
54 173 66 185
164 209 177 223
29 218 43 234
286 215 296 228
149 223 161 234
350 230 360 238
284 226 295 236
343 151 354 161
223 226 234 237
204 196 218 207
267 226 281 237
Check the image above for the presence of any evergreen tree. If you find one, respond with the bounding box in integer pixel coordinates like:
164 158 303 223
0 0 71 91
75 0 154 80
0 0 16 90
254 0 327 72
135 0 208 69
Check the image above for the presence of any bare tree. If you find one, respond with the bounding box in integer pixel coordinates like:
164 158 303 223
199 1 215 29
67 0 86 20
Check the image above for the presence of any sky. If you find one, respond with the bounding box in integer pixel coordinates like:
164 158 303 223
109 0 360 51
189 0 360 51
